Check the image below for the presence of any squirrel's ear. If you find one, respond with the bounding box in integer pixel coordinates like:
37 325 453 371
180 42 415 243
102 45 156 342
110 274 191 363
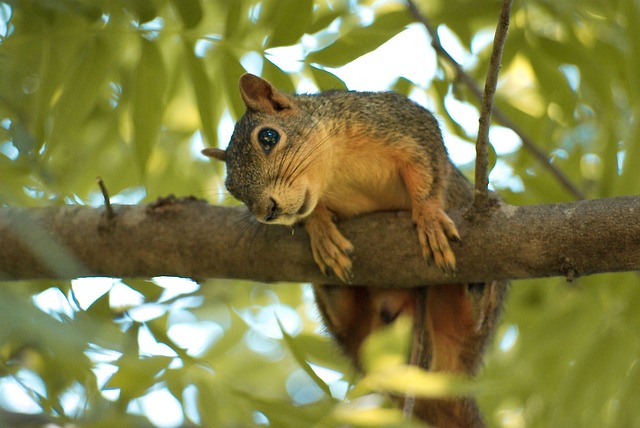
201 147 227 162
238 73 295 114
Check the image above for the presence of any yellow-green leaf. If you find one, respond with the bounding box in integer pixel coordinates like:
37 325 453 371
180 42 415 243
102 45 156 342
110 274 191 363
307 10 411 68
169 0 202 29
309 66 347 91
133 39 167 170
277 318 332 397
49 37 113 152
183 41 218 148
263 0 313 48
263 58 296 93
106 355 173 401
127 0 158 24
218 46 248 119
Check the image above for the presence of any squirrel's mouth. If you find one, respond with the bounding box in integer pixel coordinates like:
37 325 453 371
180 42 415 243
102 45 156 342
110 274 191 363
257 189 315 226
296 189 312 217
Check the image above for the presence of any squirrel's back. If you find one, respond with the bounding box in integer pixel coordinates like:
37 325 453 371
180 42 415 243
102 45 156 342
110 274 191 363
297 90 446 164
299 90 475 210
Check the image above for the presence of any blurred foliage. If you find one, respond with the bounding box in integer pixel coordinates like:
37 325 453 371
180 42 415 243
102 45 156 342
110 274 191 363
0 0 639 426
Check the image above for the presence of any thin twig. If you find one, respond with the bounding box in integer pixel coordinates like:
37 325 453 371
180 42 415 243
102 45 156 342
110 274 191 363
406 0 585 201
474 0 513 210
403 287 429 418
97 177 115 219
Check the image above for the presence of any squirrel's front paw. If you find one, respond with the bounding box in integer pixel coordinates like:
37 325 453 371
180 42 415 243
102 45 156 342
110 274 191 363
413 203 461 274
304 208 354 283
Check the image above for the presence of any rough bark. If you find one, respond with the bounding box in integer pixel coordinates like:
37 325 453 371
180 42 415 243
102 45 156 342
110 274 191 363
0 195 639 285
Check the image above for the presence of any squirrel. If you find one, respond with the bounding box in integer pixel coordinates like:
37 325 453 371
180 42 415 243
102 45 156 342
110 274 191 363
203 73 507 428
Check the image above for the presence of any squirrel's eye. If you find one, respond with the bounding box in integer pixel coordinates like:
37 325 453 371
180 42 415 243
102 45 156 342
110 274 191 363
257 128 280 154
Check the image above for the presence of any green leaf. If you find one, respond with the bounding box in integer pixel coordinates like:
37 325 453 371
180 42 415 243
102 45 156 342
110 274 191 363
203 310 248 360
232 388 338 428
123 279 164 302
133 39 167 171
360 316 412 373
277 318 332 397
107 354 173 402
183 40 218 148
615 110 640 196
9 120 37 155
169 0 202 29
391 76 415 97
307 10 412 68
290 332 351 373
308 5 347 35
487 140 498 176
49 37 113 152
309 66 347 91
127 0 159 24
263 0 314 48
363 365 465 398
332 405 415 428
549 326 635 426
164 367 187 401
611 354 640 427
193 371 223 425
85 287 113 319
218 46 249 118
146 312 192 361
263 58 296 93
38 0 103 21
224 0 245 40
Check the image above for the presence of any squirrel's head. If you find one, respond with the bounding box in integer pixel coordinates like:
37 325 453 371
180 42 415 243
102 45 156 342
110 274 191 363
203 74 325 226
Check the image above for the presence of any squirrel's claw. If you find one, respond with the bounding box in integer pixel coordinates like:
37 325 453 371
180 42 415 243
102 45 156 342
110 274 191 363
322 264 353 284
414 203 459 275
305 207 354 284
311 231 354 283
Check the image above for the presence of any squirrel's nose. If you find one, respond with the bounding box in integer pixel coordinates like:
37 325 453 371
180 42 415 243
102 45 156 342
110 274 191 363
264 197 280 222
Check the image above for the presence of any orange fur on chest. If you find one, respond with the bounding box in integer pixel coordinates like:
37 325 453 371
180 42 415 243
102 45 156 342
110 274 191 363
318 128 415 218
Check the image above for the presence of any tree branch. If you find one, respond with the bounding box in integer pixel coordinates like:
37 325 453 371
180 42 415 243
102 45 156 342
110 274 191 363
1 196 638 285
474 0 513 210
405 0 586 200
